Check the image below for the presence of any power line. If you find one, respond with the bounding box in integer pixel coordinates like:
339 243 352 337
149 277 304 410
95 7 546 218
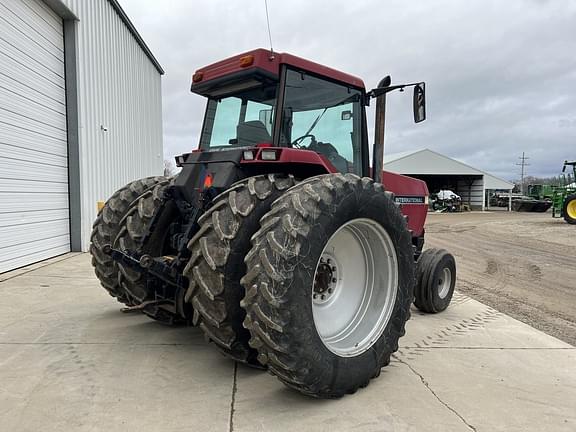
516 152 530 195
264 0 274 54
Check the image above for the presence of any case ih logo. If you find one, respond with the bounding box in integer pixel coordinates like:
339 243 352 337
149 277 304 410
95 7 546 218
394 196 426 204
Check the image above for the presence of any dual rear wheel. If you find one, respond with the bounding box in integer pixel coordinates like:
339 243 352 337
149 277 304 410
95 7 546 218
90 176 168 306
186 173 415 397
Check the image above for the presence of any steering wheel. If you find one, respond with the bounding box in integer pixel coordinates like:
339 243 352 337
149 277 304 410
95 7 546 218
291 134 317 148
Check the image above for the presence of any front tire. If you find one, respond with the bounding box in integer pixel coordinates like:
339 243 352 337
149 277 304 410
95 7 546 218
414 248 456 313
241 173 414 398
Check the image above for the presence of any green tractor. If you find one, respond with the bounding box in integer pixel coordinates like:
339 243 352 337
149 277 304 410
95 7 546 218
552 160 576 224
527 184 554 201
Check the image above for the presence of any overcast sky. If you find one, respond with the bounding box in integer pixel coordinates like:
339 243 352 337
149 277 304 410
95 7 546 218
120 0 576 180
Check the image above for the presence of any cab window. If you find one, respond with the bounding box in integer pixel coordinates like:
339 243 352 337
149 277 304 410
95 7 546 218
199 84 277 149
280 69 362 174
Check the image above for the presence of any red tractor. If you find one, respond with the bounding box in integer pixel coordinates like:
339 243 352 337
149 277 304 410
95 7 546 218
91 49 456 398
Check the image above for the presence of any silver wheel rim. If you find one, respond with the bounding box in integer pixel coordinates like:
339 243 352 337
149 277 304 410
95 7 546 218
438 267 452 299
311 218 398 357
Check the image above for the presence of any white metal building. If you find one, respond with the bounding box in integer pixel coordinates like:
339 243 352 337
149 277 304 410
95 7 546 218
0 0 164 273
384 148 513 210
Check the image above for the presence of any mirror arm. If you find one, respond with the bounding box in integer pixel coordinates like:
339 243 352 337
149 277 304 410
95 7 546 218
367 82 422 99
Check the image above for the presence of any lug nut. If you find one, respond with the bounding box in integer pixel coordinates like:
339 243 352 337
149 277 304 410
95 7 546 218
313 294 318 299
332 278 337 283
321 294 325 300
328 288 333 293
331 266 336 271
327 259 331 264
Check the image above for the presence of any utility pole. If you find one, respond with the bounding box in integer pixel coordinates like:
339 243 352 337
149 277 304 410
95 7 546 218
516 152 530 195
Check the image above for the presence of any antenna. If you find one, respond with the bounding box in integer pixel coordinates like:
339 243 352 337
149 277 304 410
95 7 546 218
264 0 274 54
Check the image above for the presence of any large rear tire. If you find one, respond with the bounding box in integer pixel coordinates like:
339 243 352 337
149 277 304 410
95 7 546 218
563 195 576 224
183 174 296 366
115 179 182 324
90 176 166 305
241 173 414 398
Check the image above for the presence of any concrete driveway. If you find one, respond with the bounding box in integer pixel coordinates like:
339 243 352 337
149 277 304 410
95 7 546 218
0 253 574 432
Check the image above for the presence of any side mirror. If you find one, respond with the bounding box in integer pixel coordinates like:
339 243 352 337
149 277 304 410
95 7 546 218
413 83 426 123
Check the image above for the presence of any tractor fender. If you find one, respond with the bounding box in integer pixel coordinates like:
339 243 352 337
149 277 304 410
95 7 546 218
382 170 428 237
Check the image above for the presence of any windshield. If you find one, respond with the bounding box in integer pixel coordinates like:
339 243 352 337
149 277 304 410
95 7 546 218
279 69 363 174
199 84 277 149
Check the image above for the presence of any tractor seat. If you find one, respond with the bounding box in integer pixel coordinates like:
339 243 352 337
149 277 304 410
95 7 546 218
236 120 272 146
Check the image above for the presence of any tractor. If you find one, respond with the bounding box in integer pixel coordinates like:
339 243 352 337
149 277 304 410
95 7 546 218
552 160 576 224
90 49 457 398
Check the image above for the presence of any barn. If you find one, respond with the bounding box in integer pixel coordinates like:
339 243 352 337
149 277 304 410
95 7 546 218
384 148 513 210
0 0 164 272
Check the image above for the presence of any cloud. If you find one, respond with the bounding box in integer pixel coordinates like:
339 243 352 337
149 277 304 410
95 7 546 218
120 0 576 179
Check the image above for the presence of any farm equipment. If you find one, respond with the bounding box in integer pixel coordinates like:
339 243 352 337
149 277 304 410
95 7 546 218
527 184 554 201
489 192 512 208
552 160 576 224
511 196 552 212
430 189 462 212
90 49 457 398
499 184 551 212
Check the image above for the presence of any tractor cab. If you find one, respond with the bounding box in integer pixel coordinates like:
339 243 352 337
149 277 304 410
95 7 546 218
190 49 368 176
562 160 576 183
187 48 424 180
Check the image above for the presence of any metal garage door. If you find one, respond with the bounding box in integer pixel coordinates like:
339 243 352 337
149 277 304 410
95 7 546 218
0 0 69 273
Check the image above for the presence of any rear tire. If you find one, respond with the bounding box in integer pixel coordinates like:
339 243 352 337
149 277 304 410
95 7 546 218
563 195 576 224
90 176 166 305
115 179 183 324
183 174 296 366
241 173 414 398
414 248 456 313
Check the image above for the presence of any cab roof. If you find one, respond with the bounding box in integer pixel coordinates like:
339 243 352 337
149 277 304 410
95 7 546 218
191 48 365 92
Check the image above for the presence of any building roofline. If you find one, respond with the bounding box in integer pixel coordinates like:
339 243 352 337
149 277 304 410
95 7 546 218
107 0 165 75
386 148 514 188
385 148 427 165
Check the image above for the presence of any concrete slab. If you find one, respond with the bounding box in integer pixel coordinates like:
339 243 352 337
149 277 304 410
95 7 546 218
0 253 82 282
233 363 469 432
0 343 232 432
0 254 231 432
400 292 573 351
402 349 576 432
0 253 574 432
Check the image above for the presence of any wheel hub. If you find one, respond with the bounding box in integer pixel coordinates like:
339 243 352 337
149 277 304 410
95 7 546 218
313 256 339 303
438 267 452 299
